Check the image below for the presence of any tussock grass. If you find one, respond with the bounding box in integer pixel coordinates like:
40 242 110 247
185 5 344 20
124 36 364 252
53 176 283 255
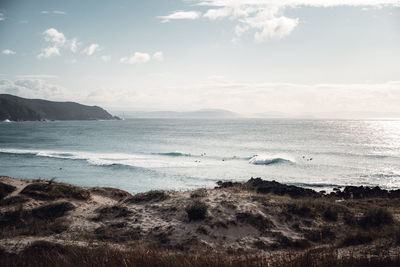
20 181 90 201
1 241 400 267
93 205 132 221
0 182 16 199
125 190 169 204
186 200 208 221
358 207 393 228
0 195 28 206
0 202 74 237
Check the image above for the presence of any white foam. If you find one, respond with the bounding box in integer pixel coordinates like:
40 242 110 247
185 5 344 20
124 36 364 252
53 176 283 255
0 148 208 168
249 154 295 165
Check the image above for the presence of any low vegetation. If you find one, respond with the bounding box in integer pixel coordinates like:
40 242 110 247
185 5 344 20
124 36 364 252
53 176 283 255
0 182 16 199
186 200 208 221
1 241 400 267
93 205 132 221
1 177 400 266
20 181 90 201
124 190 169 204
0 202 74 237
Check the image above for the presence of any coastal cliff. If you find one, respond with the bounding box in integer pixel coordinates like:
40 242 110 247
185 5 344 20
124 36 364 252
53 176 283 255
0 94 119 121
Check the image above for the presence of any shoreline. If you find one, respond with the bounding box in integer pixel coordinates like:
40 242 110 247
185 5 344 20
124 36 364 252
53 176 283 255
1 176 400 266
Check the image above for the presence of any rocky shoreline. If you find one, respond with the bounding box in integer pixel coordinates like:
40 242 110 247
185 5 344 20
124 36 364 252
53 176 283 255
1 176 400 266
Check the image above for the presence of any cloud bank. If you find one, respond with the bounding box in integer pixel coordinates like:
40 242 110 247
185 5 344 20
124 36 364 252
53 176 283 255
160 0 400 41
2 76 400 118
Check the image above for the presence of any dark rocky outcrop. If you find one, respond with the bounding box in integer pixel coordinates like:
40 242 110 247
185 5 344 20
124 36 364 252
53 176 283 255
330 185 400 199
245 178 320 198
0 94 119 121
217 178 400 199
216 178 320 198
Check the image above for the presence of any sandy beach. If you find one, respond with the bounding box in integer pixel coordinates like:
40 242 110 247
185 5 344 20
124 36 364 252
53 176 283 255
1 176 400 266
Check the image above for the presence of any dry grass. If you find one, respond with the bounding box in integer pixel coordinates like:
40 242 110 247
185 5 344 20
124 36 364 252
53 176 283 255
93 205 132 221
0 195 28 206
186 200 208 221
0 182 16 199
20 181 90 201
0 202 74 237
1 241 400 267
124 190 169 204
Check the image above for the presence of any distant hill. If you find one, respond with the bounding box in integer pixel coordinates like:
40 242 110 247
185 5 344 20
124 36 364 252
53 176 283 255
0 94 119 121
124 109 239 119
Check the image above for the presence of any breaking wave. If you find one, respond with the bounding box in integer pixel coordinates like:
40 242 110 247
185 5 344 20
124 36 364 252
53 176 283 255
248 155 295 165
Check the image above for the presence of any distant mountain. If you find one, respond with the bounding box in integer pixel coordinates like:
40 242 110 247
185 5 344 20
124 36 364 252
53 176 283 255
124 109 239 119
0 94 119 121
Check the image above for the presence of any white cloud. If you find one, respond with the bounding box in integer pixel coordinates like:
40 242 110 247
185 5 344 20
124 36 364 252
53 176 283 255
43 28 66 45
0 11 5 21
38 28 79 58
153 51 164 62
161 0 400 41
83 43 101 56
2 49 16 55
120 52 151 64
101 55 111 62
158 11 201 22
38 47 60 59
69 38 78 53
53 10 66 15
41 10 66 15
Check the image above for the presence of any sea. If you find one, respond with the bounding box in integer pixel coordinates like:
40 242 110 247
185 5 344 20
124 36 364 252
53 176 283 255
1 119 400 193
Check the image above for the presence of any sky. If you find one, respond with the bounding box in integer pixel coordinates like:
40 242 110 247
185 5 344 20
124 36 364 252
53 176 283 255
0 0 399 117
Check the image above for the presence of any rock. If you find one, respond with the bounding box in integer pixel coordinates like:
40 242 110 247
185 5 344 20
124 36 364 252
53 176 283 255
245 178 320 198
215 181 242 189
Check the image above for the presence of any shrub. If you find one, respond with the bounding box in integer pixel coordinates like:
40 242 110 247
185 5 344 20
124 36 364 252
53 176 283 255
125 191 168 204
287 203 313 217
94 205 132 221
236 212 272 232
340 231 374 247
0 182 16 199
31 202 75 220
186 201 208 221
20 182 90 201
323 206 338 221
358 208 393 228
190 188 207 198
305 227 335 242
0 195 28 206
0 202 73 237
343 212 357 226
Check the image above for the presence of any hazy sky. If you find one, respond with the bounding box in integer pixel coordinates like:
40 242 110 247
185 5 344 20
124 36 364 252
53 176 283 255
0 0 399 117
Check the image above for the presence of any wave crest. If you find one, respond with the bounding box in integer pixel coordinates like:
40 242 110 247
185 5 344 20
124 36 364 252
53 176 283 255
157 152 192 157
249 155 294 165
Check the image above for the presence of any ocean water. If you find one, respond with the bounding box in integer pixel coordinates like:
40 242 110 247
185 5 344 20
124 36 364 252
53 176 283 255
1 119 400 193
